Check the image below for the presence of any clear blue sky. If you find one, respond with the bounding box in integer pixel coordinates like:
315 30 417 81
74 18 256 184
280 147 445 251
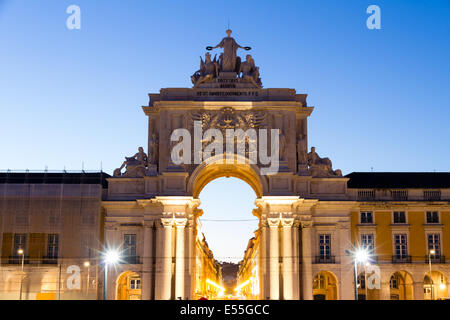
1 0 449 262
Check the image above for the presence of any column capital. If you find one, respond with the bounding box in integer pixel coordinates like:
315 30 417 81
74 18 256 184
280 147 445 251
267 218 280 227
161 218 174 227
174 218 187 227
281 218 294 227
300 220 313 228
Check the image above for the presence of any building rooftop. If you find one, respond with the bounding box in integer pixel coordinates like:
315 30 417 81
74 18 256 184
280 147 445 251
0 171 110 188
346 172 450 189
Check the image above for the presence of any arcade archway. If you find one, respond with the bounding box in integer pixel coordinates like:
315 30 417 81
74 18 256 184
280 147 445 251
116 271 142 300
195 175 260 300
424 271 448 300
313 271 338 300
389 271 413 300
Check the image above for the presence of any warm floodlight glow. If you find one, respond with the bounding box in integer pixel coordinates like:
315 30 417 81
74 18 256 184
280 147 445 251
84 261 90 267
235 279 250 292
355 248 369 263
17 249 24 255
206 279 225 293
104 250 120 265
440 283 446 290
430 249 436 255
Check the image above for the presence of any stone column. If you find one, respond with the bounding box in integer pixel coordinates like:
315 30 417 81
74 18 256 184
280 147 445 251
160 218 173 300
413 281 424 300
260 223 269 300
174 218 187 299
292 222 301 299
380 281 391 300
268 217 280 300
301 222 313 300
281 217 294 300
142 222 153 300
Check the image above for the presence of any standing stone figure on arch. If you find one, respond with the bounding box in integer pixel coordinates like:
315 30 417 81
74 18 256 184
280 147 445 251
207 29 251 72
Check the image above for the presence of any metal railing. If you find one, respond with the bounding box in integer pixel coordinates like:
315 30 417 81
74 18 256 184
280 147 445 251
120 256 141 264
392 255 412 263
314 255 336 264
425 255 446 264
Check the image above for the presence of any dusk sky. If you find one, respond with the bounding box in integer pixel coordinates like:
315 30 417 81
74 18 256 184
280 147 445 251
1 0 449 262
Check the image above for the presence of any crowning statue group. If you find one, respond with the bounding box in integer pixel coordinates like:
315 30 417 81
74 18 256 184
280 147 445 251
191 29 262 88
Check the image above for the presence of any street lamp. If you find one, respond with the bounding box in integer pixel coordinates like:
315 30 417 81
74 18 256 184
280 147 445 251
18 248 25 300
103 250 120 300
429 249 435 300
347 248 369 300
84 261 90 298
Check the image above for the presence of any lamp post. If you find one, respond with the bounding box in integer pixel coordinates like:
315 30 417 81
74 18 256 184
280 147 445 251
84 261 90 298
18 248 24 300
103 250 120 300
429 249 435 300
348 248 369 300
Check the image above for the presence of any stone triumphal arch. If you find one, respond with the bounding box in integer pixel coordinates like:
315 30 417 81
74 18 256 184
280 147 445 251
103 30 355 300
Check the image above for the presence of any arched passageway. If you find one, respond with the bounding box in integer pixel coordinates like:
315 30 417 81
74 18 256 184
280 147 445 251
313 271 338 300
389 271 413 300
424 271 448 300
116 271 141 300
197 176 259 299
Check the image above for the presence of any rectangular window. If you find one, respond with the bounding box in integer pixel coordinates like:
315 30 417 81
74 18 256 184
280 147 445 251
130 278 141 290
360 212 373 224
427 234 441 257
13 234 27 255
393 211 406 224
394 234 407 258
426 211 439 224
47 234 59 259
361 234 374 255
319 234 331 258
124 234 137 258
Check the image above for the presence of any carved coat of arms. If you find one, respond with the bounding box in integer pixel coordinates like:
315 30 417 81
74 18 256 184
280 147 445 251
190 107 266 131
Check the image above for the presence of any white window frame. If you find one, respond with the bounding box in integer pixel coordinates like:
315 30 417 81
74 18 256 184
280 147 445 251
360 211 375 224
391 210 408 224
424 211 440 224
392 233 409 259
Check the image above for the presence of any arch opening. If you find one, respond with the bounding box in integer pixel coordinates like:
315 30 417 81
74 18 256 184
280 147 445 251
313 271 338 300
195 175 260 300
115 271 141 300
424 271 448 300
389 271 414 300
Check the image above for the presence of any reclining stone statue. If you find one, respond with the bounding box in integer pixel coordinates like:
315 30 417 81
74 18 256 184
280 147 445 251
113 147 148 177
191 52 219 87
307 147 342 177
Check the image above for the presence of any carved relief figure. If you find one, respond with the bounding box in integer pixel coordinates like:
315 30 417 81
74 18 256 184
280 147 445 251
279 130 287 161
114 147 148 177
149 133 159 165
239 54 262 87
297 133 307 164
307 147 342 177
207 29 250 72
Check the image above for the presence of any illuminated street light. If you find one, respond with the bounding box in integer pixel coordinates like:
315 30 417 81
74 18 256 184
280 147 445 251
104 250 120 265
347 247 370 300
103 249 120 300
355 249 369 264
429 249 436 300
18 248 25 300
